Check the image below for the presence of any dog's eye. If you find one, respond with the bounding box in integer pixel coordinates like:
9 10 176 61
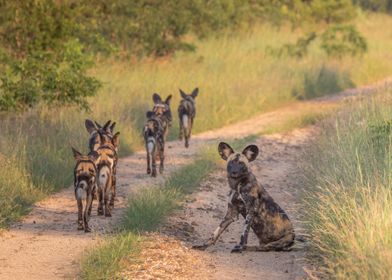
108 154 114 159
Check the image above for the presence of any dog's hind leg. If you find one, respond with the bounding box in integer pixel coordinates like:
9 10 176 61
84 192 93 232
77 198 84 230
246 232 295 252
159 141 165 174
179 117 184 141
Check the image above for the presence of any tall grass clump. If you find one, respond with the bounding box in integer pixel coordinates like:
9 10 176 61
302 89 392 279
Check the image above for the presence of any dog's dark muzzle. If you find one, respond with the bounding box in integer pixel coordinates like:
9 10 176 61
227 163 247 179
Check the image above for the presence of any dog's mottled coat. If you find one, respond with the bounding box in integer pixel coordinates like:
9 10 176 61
178 88 198 148
72 148 99 232
144 93 172 177
194 142 295 253
85 119 119 208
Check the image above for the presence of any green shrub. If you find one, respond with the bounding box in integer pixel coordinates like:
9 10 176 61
321 25 367 58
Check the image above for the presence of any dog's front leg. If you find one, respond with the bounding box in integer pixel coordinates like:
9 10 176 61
193 203 238 250
231 193 259 253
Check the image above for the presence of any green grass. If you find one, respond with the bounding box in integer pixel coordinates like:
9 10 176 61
80 233 142 280
301 89 392 279
80 146 218 279
260 103 338 135
1 13 392 227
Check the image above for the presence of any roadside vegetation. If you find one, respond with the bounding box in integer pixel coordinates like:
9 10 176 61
301 89 392 279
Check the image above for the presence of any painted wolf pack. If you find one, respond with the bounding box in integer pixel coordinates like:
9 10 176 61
71 88 295 252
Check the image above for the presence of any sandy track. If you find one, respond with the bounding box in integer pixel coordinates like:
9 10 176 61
0 78 390 279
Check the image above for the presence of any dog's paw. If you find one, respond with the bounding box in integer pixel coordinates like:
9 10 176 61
231 245 243 253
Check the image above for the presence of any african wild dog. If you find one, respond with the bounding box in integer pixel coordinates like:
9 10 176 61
143 93 172 177
85 119 117 152
85 119 119 208
144 110 165 177
95 131 120 217
72 148 100 232
178 88 198 148
151 93 172 140
194 142 295 253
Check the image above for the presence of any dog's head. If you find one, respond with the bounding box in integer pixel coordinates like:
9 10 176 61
72 148 100 189
179 87 198 103
85 119 119 152
152 93 172 122
96 130 120 162
218 142 259 179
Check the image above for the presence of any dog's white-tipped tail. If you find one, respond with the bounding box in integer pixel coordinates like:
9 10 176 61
182 114 189 129
147 137 155 154
76 180 87 200
98 166 110 189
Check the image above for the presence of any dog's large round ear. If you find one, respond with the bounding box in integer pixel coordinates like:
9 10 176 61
218 142 234 160
242 145 259 162
109 122 116 133
179 89 187 99
165 95 172 105
112 132 120 147
97 130 106 144
94 121 102 129
191 87 199 98
85 119 97 134
72 147 82 160
153 93 162 104
102 120 111 132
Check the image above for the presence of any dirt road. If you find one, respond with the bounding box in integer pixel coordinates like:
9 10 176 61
0 78 390 279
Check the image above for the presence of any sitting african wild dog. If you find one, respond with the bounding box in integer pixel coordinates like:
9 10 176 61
95 131 120 217
178 88 198 148
194 142 295 253
72 148 100 232
85 119 119 208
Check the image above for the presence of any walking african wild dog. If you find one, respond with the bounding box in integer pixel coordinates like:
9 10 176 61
72 148 100 232
178 88 198 148
194 142 295 253
85 119 120 214
85 119 117 152
95 131 120 217
144 93 172 177
152 93 172 140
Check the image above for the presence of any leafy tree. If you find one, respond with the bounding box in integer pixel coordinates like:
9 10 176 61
264 0 367 58
0 0 377 110
0 0 101 110
353 0 392 12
